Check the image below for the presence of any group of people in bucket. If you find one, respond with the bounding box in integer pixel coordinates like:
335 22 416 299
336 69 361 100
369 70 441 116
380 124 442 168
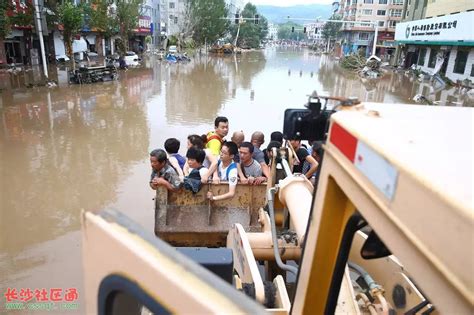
149 116 323 202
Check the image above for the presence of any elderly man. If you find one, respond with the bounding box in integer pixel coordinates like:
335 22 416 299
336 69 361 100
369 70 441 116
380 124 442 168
149 149 182 191
250 131 271 180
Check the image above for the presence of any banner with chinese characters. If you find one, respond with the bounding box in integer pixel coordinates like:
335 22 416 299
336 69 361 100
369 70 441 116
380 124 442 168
395 11 474 44
134 16 151 33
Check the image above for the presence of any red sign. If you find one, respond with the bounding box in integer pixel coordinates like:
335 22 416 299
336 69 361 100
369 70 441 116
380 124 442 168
134 16 151 33
378 32 394 40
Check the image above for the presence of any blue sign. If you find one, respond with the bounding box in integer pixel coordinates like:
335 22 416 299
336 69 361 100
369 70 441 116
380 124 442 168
150 23 154 34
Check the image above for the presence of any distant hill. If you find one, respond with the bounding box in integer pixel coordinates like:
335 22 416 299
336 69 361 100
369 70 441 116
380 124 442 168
256 4 334 25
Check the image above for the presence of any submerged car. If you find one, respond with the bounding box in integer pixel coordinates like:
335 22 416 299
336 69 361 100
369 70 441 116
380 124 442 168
124 51 140 66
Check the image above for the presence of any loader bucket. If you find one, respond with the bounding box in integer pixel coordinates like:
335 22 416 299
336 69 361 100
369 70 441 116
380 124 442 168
155 184 267 247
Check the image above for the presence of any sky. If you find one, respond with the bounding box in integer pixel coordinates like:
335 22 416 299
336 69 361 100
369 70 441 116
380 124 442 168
246 0 335 6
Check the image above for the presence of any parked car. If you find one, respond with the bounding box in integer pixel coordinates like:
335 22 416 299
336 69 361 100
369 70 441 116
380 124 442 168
123 51 140 66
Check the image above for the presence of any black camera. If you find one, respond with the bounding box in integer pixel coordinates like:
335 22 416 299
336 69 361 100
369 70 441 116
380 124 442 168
282 91 359 142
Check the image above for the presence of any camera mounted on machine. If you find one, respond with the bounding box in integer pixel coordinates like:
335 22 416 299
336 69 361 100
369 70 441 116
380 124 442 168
283 91 360 142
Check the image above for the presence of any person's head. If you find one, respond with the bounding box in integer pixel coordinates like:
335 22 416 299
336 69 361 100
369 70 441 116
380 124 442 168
311 141 324 162
164 138 180 154
187 134 206 149
239 142 254 164
289 136 301 150
214 116 229 138
270 131 284 143
231 131 245 146
150 149 168 172
251 131 265 147
220 141 238 162
186 146 206 169
266 141 281 160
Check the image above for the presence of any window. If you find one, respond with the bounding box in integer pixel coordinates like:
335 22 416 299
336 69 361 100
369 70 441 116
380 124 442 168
364 0 373 3
359 32 370 40
379 0 388 3
351 8 357 15
388 20 397 27
169 2 175 9
362 9 373 15
428 49 438 68
377 10 386 15
418 48 427 66
378 21 385 27
361 20 371 26
390 9 403 17
392 0 404 4
406 10 410 17
174 16 178 24
471 64 474 77
453 50 468 74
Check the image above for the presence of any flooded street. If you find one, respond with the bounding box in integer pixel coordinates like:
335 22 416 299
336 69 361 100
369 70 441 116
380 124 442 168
0 47 472 313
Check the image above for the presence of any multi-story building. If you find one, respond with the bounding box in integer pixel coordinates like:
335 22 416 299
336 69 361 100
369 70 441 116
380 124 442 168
266 23 279 40
160 0 243 38
339 0 404 59
304 22 325 44
394 0 474 82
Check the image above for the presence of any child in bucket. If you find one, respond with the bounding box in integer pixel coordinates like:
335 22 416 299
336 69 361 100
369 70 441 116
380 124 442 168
183 147 208 193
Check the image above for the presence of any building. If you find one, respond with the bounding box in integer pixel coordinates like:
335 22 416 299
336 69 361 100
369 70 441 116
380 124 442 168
266 23 278 40
394 0 474 82
339 0 404 59
304 22 325 44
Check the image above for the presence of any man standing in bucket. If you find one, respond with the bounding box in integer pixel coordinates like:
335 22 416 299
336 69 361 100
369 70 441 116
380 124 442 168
206 116 229 156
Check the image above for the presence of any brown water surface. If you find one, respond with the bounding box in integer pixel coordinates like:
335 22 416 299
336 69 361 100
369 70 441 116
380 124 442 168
0 47 472 314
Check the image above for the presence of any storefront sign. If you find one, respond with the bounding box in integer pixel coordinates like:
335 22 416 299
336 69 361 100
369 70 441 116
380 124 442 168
135 16 151 33
395 11 474 44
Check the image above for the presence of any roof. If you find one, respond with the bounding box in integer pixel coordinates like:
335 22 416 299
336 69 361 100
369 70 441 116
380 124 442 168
331 103 473 213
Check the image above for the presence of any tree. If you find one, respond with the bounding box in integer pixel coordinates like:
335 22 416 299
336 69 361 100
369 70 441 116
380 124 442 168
0 0 12 63
57 1 85 64
89 0 118 56
185 0 228 47
114 0 143 54
322 14 342 40
277 22 302 41
230 3 268 48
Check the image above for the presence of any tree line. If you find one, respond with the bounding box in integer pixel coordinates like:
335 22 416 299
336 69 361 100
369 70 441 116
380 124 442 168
0 0 268 60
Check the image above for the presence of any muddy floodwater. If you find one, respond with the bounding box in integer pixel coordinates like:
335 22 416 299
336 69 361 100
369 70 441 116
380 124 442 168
0 47 472 313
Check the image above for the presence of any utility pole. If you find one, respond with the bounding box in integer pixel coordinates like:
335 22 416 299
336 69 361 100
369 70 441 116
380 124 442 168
33 0 49 79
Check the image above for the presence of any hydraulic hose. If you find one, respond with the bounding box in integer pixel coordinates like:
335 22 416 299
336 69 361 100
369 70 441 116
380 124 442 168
267 187 298 275
348 261 381 291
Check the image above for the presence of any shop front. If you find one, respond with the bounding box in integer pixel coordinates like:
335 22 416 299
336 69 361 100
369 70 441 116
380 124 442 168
395 11 474 82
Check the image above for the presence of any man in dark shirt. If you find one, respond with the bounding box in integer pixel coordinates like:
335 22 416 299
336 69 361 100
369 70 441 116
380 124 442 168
149 149 182 191
289 138 318 179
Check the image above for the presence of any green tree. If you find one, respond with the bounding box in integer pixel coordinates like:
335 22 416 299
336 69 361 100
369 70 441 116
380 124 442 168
57 1 85 63
0 0 12 63
277 22 302 41
183 0 228 47
114 0 143 54
89 0 118 56
230 3 268 48
322 14 342 40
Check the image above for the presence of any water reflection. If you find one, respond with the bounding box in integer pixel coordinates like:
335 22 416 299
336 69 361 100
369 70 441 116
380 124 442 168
0 70 156 298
